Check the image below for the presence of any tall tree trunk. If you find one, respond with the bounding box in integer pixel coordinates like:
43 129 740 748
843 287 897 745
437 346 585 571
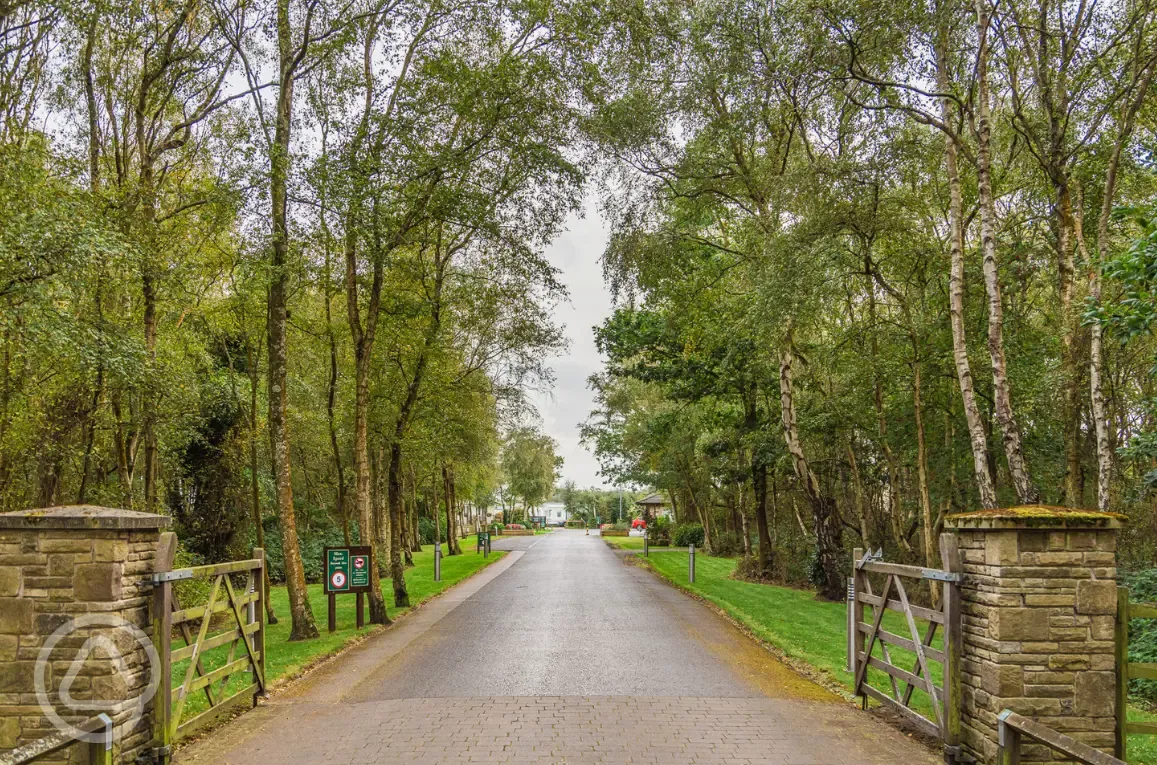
1055 180 1084 507
248 341 277 624
743 392 773 575
409 463 422 552
76 13 102 506
386 443 410 607
344 21 388 625
973 0 1039 505
779 328 844 601
350 315 386 623
751 458 771 574
400 469 413 565
936 24 997 508
867 279 910 551
324 239 349 546
268 0 318 641
431 470 441 546
913 357 934 566
442 464 456 555
738 476 753 558
846 442 872 545
450 466 462 552
373 444 392 601
135 73 160 514
1086 60 1157 510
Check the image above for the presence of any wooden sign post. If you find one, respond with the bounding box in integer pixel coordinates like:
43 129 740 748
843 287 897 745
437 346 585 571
324 545 373 632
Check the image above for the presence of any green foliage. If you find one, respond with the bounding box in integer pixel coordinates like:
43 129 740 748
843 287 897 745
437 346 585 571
1125 569 1157 702
711 531 742 558
673 523 704 548
260 517 349 584
650 515 672 544
169 375 248 562
501 427 561 517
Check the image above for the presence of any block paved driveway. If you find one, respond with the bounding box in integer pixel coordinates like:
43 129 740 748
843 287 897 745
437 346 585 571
176 531 940 765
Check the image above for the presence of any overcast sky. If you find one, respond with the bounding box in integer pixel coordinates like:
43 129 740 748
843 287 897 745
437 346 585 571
526 201 615 490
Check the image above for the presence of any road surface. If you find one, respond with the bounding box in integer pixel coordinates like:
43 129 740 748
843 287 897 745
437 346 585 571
176 530 940 764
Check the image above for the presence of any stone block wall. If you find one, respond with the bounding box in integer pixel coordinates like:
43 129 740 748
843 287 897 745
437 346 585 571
0 506 169 764
946 508 1121 764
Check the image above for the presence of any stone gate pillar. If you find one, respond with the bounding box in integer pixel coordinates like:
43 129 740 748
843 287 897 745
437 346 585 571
0 506 170 764
945 507 1123 765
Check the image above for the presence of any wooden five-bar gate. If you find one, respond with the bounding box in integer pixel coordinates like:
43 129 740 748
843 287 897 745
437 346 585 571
849 534 963 762
151 537 266 764
1116 588 1157 760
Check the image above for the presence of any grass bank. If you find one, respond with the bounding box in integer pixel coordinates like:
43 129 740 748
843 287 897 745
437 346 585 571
626 546 1157 764
173 535 501 720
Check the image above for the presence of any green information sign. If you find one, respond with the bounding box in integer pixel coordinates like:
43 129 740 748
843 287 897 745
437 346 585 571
350 553 370 588
323 546 373 633
324 546 372 594
326 548 349 592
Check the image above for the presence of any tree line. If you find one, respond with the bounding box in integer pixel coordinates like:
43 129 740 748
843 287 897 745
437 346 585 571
582 0 1157 598
0 0 587 640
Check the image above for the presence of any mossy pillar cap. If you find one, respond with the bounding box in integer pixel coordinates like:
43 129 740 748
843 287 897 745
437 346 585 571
944 504 1126 530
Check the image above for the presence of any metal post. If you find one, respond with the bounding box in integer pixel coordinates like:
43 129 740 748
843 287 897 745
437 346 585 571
89 713 113 765
644 530 649 557
996 710 1021 765
846 577 856 672
434 542 442 582
327 592 336 633
688 544 695 583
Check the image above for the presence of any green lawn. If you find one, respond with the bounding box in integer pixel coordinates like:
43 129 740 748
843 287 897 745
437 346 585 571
601 535 668 550
634 549 1157 764
171 535 501 726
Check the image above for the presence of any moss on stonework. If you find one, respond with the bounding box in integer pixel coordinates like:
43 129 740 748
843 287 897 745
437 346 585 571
946 504 1127 527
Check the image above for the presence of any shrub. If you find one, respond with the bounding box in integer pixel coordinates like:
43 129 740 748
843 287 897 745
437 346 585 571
711 531 742 558
599 523 614 530
1124 568 1157 702
420 517 451 545
172 548 213 607
505 523 525 530
260 515 348 583
733 554 766 582
612 521 630 531
673 523 704 548
807 548 827 589
650 515 672 544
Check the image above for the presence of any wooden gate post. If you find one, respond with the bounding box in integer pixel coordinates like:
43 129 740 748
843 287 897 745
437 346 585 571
939 533 963 760
152 532 176 765
850 548 865 683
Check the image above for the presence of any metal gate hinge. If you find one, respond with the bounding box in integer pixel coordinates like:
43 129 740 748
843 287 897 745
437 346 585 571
151 569 193 584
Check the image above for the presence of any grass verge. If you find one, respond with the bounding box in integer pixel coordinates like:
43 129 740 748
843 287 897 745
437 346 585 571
628 547 1157 765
